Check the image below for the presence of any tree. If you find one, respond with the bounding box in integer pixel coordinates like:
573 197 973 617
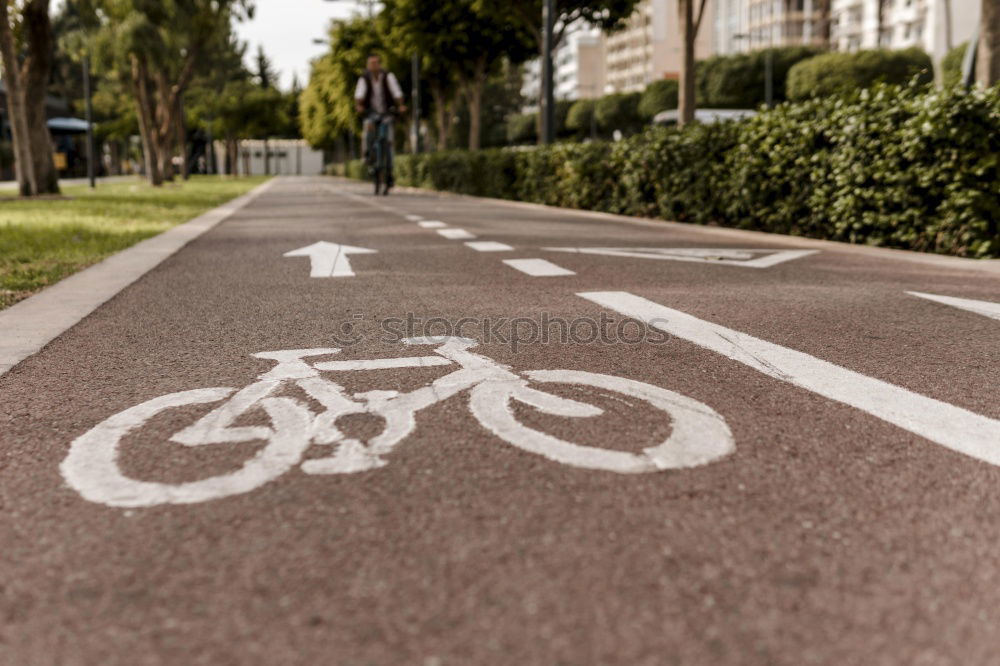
480 0 640 57
0 0 60 196
92 0 253 185
255 44 276 88
478 0 641 140
979 0 999 86
384 0 533 151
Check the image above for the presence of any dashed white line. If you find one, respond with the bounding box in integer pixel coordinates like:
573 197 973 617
466 241 514 252
580 290 1000 467
907 292 1000 322
405 214 423 222
504 258 575 277
419 221 447 229
438 229 476 240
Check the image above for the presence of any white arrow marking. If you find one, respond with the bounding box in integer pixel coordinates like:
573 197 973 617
545 247 818 269
907 292 1000 322
283 242 378 278
580 291 1000 467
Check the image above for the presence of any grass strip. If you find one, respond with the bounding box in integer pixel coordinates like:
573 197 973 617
0 176 269 310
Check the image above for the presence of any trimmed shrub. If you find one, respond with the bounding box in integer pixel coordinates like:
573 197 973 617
595 92 643 135
344 84 1000 258
565 99 597 138
697 46 822 108
506 113 537 145
638 79 679 120
786 48 933 100
941 42 967 87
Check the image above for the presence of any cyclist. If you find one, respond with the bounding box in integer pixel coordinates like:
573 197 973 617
354 53 406 194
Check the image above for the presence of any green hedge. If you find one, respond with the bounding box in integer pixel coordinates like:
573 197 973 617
786 48 933 100
941 42 967 87
638 79 679 120
341 84 1000 258
697 47 822 108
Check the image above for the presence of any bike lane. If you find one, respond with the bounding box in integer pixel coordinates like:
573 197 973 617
1 176 999 664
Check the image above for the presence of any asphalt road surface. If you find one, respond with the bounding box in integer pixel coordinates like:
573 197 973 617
2 176 999 665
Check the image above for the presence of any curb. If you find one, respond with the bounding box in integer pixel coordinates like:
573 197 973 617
0 177 277 378
330 177 1000 276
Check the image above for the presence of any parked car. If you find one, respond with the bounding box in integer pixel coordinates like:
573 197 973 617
653 109 757 125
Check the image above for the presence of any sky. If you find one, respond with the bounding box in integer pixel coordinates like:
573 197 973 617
235 0 357 90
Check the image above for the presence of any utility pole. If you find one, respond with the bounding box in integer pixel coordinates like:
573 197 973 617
83 56 95 188
541 0 556 144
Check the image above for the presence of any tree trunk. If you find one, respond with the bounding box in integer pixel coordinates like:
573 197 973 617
154 74 176 182
263 137 270 175
979 0 1000 87
430 81 453 152
678 0 696 126
0 0 35 196
131 55 162 185
21 0 59 195
462 61 487 151
176 95 189 180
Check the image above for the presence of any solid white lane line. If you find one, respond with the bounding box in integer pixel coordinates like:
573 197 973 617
907 291 1000 322
504 258 576 277
466 241 514 252
579 291 1000 467
419 221 447 228
438 229 476 240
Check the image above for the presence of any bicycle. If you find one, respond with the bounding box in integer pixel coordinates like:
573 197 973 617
61 337 735 508
364 111 395 196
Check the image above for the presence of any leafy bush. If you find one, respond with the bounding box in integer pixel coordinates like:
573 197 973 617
786 48 933 100
941 42 967 87
565 99 597 138
638 79 679 120
697 46 822 108
595 92 643 135
345 84 1000 258
506 113 537 145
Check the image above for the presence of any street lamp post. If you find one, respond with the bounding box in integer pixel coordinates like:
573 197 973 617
411 53 420 154
541 0 556 144
82 56 95 188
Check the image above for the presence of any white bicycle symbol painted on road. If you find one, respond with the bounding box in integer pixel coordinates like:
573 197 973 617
62 337 734 507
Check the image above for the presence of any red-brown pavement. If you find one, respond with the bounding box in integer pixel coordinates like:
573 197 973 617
1 176 999 665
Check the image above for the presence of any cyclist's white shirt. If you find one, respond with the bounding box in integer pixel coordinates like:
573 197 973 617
355 72 403 114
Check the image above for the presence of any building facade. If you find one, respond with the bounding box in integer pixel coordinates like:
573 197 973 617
830 0 978 65
604 0 716 94
523 25 607 110
715 0 829 54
